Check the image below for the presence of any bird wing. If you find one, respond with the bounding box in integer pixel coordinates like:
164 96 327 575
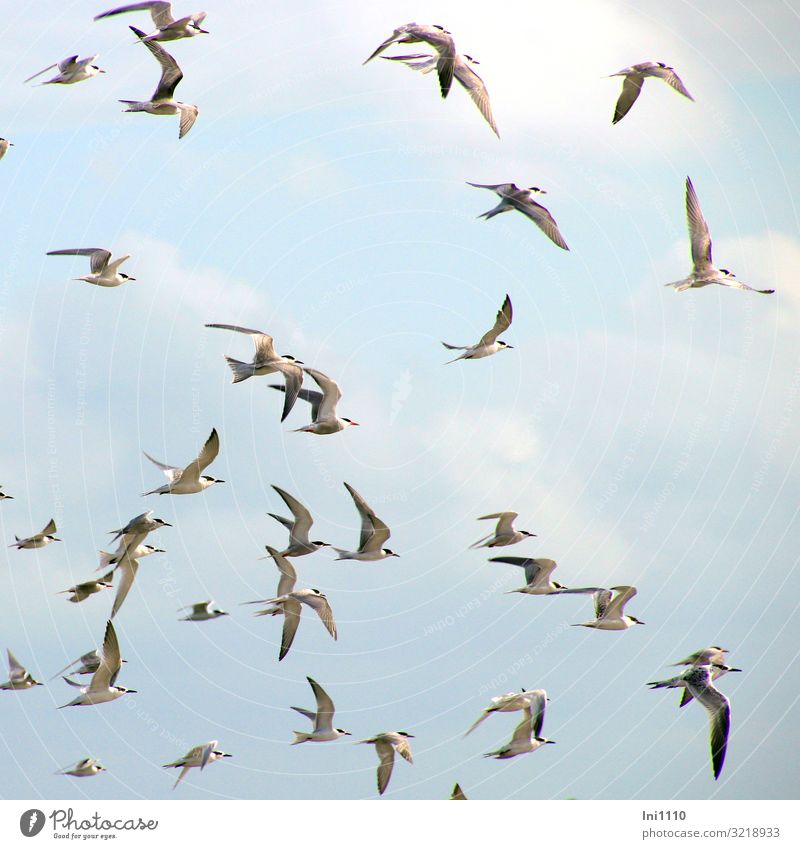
479 511 517 536
454 57 499 137
90 620 121 691
363 26 410 64
270 361 304 422
685 176 713 268
143 451 182 482
264 545 297 596
509 194 570 250
527 690 547 738
95 2 175 28
177 104 198 139
24 62 59 84
464 710 491 737
344 482 390 551
279 599 302 661
605 586 637 619
180 428 220 484
110 558 139 620
172 766 191 790
40 518 57 536
308 677 335 731
466 181 519 195
199 741 216 770
651 66 694 100
686 670 731 780
301 593 337 640
375 740 396 795
46 248 111 275
291 706 317 723
478 294 512 346
510 706 534 745
130 27 183 100
7 649 25 680
271 485 313 543
270 385 324 421
204 324 278 360
612 74 644 124
593 589 613 619
451 783 467 800
303 368 342 420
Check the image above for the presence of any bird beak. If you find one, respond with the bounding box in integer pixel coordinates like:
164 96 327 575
99 69 107 74
127 277 137 281
161 522 173 527
126 689 138 694
506 345 514 349
350 422 361 427
392 553 400 557
198 28 210 34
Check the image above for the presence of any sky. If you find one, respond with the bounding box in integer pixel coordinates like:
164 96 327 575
0 0 799 801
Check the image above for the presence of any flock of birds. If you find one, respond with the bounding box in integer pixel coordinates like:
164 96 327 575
0 5 771 798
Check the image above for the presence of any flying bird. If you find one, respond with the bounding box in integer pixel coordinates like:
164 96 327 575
467 182 569 250
464 689 541 736
99 542 164 571
666 177 774 294
268 485 330 557
9 518 60 550
572 586 644 630
205 323 303 421
290 677 351 744
272 367 359 434
483 692 554 759
255 588 337 661
647 664 731 779
121 27 198 138
56 758 106 778
470 512 535 549
25 55 106 85
178 600 229 621
59 621 136 707
243 545 297 617
490 556 603 597
59 573 114 604
142 427 223 495
95 3 208 41
443 294 512 363
656 647 741 707
163 740 231 790
108 511 171 545
358 731 414 796
608 61 694 125
364 23 456 97
1 649 43 690
46 248 135 288
333 482 399 561
51 649 125 680
381 52 499 136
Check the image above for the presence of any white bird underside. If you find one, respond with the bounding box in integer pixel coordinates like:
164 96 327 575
142 427 221 495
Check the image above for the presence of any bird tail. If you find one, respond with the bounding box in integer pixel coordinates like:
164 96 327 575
664 280 692 292
332 548 349 560
98 550 116 570
224 356 256 383
119 100 146 112
291 732 311 745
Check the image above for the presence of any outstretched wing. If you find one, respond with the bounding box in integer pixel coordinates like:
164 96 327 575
130 26 183 101
478 294 512 346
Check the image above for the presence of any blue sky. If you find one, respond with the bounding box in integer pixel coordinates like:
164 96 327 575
0 0 799 800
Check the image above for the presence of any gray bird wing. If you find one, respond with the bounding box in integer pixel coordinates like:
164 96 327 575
308 677 335 731
47 248 111 275
478 294 512 346
301 594 337 640
613 74 644 124
375 740 396 795
271 486 314 544
279 599 302 661
508 194 570 250
344 482 390 551
685 176 713 269
90 620 121 691
110 558 139 620
454 57 499 137
130 27 183 100
95 2 176 28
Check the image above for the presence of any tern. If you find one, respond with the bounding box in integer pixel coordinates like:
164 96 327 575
9 518 60 549
490 556 602 597
358 731 414 796
205 323 304 421
290 677 351 744
451 783 467 800
121 27 198 138
608 61 694 125
667 177 774 294
142 427 223 495
573 586 644 630
109 511 172 544
656 647 741 707
243 545 297 617
163 740 231 790
57 758 106 778
104 545 166 618
25 55 106 85
272 367 359 434
364 23 456 97
443 294 512 363
465 689 541 736
470 512 535 549
59 573 114 604
59 621 136 707
268 485 330 557
95 3 208 41
647 664 731 779
333 482 399 561
51 649 126 680
468 182 570 250
1 649 43 690
0 485 14 500
99 542 164 571
483 692 554 759
381 52 498 136
0 139 13 161
46 248 135 287
179 601 229 621
255 588 337 661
